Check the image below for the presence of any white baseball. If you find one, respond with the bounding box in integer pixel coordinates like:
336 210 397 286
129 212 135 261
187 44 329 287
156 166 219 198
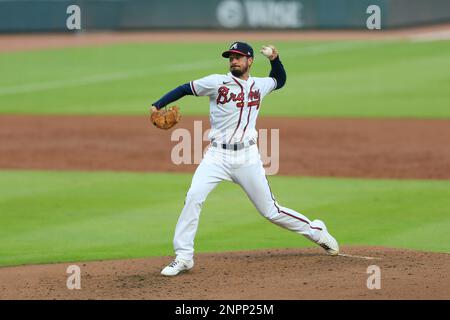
261 46 273 58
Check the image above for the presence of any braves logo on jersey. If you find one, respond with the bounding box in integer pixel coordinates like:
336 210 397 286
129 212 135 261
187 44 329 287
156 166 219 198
189 73 275 142
216 82 261 109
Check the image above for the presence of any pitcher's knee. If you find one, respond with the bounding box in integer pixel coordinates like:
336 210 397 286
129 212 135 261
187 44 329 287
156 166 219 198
184 188 206 206
257 204 279 221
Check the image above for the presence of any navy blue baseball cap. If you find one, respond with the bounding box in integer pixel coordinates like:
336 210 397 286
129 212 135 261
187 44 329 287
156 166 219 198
222 42 254 58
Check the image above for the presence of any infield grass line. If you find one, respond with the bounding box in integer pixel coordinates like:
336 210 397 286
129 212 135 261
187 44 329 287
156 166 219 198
0 170 449 267
0 41 382 96
1 40 449 117
0 60 219 96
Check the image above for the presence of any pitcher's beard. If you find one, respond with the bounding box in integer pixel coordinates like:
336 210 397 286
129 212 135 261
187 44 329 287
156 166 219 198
231 69 243 77
230 66 248 77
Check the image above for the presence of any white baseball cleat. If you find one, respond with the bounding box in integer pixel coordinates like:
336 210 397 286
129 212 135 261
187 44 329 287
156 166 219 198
311 220 339 256
161 258 194 276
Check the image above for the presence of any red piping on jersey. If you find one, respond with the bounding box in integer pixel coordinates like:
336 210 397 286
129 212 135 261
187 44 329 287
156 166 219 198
190 81 198 96
239 81 256 142
228 77 245 144
265 176 323 231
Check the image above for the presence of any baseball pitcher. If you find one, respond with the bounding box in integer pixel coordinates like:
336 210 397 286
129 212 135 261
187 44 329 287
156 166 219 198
151 42 339 276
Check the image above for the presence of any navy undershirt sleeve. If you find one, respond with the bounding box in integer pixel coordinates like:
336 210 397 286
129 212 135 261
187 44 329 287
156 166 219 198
152 82 193 109
269 56 286 90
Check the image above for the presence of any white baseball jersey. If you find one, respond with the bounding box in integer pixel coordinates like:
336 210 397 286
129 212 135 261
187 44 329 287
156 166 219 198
190 72 277 143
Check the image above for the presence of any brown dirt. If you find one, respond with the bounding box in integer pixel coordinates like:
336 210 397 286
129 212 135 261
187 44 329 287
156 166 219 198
1 115 449 179
1 23 450 53
0 247 448 300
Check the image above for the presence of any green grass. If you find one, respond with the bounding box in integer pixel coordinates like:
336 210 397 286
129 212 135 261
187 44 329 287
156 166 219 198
0 170 448 267
0 40 450 118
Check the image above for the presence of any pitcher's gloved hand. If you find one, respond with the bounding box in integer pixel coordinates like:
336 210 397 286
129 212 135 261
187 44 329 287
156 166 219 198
150 105 181 130
260 45 278 61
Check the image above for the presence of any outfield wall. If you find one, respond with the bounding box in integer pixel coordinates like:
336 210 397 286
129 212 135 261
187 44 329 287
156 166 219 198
0 0 450 32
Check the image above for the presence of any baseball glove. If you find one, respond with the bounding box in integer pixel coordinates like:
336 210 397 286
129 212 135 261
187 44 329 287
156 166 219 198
150 106 181 130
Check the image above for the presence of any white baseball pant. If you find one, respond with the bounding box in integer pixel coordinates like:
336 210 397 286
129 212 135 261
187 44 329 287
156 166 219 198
172 143 324 261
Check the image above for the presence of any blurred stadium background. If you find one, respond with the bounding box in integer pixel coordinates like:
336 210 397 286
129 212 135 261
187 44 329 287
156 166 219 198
1 0 450 32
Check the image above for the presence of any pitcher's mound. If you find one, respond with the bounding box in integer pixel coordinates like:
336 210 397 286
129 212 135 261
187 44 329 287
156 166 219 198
0 246 448 299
